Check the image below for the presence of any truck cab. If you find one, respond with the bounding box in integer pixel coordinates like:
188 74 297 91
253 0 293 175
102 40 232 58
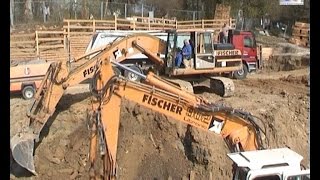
228 148 310 180
228 30 261 79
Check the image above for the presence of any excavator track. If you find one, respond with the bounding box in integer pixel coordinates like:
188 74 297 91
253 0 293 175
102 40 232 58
163 78 194 94
208 76 234 97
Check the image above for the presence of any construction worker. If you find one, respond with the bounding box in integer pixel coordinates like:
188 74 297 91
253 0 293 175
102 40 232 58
175 39 192 68
222 23 230 43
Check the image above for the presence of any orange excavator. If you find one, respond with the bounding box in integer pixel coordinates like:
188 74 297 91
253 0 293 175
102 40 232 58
10 34 309 180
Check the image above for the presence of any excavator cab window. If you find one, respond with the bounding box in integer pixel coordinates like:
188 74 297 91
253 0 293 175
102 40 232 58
165 32 177 68
196 32 213 54
166 31 192 68
194 32 215 69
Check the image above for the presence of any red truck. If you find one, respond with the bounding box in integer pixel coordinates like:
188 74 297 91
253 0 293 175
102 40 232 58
228 30 262 79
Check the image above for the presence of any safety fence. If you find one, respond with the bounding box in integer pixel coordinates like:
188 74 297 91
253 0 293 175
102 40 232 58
63 17 235 33
11 31 68 61
10 17 236 61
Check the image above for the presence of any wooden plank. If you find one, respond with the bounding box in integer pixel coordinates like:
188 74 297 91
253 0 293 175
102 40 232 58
292 28 309 36
10 57 37 61
70 42 89 44
10 40 35 45
292 33 309 38
10 53 36 57
64 19 113 23
68 32 94 35
10 46 35 49
94 26 116 30
36 31 64 34
294 22 310 28
10 50 35 54
69 35 92 37
289 37 309 44
70 42 90 44
70 42 90 45
39 54 66 57
70 46 88 48
35 31 39 56
10 49 36 52
38 44 64 49
63 25 94 30
38 37 64 41
10 56 37 59
10 33 35 38
39 53 67 56
291 36 309 42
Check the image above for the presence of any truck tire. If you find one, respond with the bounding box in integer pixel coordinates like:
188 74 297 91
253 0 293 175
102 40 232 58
124 65 142 82
22 86 35 100
233 64 248 80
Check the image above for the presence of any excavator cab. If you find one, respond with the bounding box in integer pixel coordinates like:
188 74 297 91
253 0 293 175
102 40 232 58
163 29 242 78
165 30 216 70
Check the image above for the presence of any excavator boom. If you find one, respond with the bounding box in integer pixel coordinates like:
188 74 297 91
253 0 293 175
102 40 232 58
10 32 309 180
10 33 167 174
88 60 265 179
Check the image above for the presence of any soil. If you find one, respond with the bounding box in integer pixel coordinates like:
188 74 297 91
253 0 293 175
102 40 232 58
10 31 310 179
10 66 310 180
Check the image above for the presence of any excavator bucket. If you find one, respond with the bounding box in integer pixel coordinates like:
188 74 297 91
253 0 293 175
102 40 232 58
10 132 37 175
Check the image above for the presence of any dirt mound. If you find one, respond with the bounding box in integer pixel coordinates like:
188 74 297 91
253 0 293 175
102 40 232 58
264 54 309 71
10 68 310 179
262 42 310 71
279 74 309 85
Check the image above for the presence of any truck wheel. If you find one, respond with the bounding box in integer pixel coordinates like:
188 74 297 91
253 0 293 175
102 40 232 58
233 64 248 80
22 86 35 100
124 65 142 82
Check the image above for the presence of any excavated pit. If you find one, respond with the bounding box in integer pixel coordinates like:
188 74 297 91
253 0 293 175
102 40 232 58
10 66 310 179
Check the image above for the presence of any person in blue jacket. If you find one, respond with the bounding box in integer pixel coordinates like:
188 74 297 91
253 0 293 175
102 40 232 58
175 39 192 68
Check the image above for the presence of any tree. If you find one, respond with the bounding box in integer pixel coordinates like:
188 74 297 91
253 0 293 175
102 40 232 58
24 0 33 21
10 0 14 27
82 0 89 19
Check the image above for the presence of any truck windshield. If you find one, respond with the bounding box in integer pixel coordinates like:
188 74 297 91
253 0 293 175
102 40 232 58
244 36 256 48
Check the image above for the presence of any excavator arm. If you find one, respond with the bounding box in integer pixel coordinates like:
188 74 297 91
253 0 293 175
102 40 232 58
10 32 309 180
10 33 266 178
10 33 167 174
87 59 266 179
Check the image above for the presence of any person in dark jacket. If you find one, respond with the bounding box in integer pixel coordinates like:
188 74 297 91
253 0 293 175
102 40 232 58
175 39 192 68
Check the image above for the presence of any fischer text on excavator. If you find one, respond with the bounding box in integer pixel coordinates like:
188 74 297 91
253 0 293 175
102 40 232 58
10 33 309 180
